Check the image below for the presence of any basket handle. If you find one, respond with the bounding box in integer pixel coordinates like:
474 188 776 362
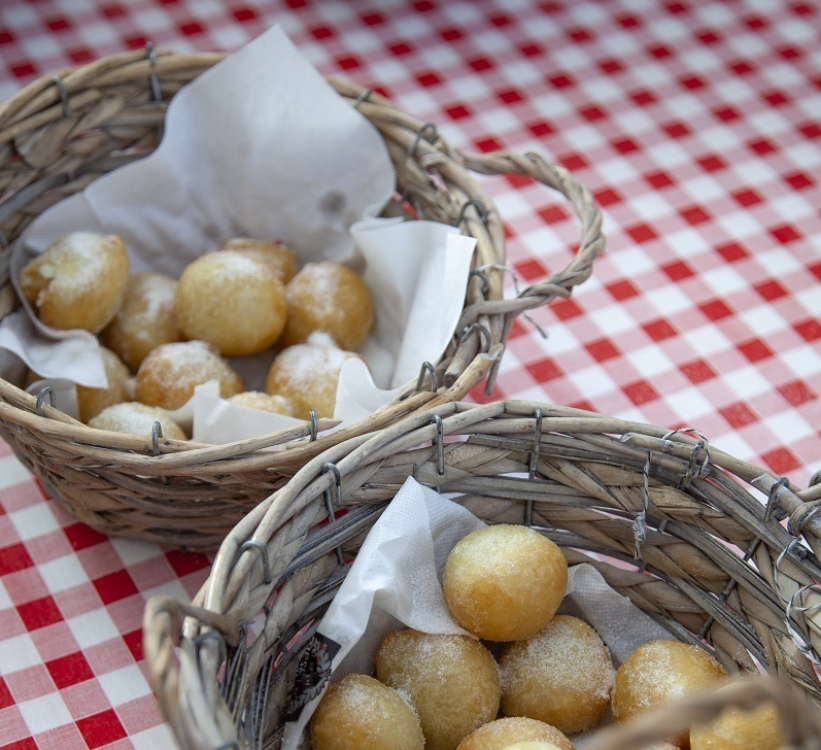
451 148 604 393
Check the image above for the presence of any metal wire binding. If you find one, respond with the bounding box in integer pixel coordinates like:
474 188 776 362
323 463 345 566
459 322 491 353
764 476 790 522
416 361 438 393
220 622 248 719
679 440 711 490
698 535 765 640
246 653 275 750
351 88 373 109
431 414 445 477
788 502 821 539
35 386 55 416
633 451 653 559
774 539 821 667
144 42 165 144
407 122 438 159
144 42 163 102
151 421 163 457
308 410 318 442
322 462 342 508
468 269 489 297
454 198 489 227
51 75 73 117
524 408 543 527
194 630 227 665
238 540 273 584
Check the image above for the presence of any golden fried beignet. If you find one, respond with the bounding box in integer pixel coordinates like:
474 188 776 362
376 629 500 750
19 232 129 333
100 271 184 371
219 237 298 285
135 340 243 410
310 673 424 750
443 524 567 642
280 261 373 350
174 250 287 357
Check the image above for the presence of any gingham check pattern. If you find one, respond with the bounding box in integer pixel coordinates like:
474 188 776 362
0 0 819 747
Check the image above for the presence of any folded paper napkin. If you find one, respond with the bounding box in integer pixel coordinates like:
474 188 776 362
0 25 476 442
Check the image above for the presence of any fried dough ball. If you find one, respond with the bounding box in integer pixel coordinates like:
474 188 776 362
375 629 501 750
19 232 129 333
174 250 287 356
219 237 298 284
455 717 574 750
88 402 187 440
75 346 132 423
443 524 568 642
501 744 564 750
27 346 131 424
226 391 295 416
500 615 615 734
310 673 424 750
100 271 184 371
280 261 373 350
612 640 726 747
264 334 362 420
689 700 785 750
135 340 244 410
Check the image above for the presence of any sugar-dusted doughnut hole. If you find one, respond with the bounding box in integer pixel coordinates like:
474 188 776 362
310 673 424 750
611 639 727 747
455 717 574 750
443 524 568 642
689 699 785 750
500 615 615 734
19 231 130 334
135 340 243 410
100 271 184 371
375 629 501 750
88 402 187 440
174 250 287 357
264 334 362 420
280 261 373 350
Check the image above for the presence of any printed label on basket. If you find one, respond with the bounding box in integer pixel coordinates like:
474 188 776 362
285 633 342 722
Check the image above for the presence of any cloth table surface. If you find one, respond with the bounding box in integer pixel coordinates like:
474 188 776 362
0 0 819 747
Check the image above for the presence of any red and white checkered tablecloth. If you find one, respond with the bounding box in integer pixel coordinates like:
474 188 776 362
0 0 819 747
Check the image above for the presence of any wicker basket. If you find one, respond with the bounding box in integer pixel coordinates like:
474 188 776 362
143 400 821 749
0 48 603 549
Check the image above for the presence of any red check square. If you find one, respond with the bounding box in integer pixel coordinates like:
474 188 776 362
46 651 94 689
17 595 61 631
76 709 127 749
92 570 138 605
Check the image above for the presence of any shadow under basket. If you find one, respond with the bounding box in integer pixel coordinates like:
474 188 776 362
0 48 604 549
143 400 821 749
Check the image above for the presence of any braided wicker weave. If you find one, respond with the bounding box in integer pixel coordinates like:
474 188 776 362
143 400 821 749
0 48 603 549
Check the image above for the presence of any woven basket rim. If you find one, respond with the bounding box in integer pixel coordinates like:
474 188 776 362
142 399 821 749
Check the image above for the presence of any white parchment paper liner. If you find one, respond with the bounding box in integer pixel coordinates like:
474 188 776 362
282 476 671 750
0 26 476 442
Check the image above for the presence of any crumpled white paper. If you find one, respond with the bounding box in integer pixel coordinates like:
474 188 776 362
282 476 672 750
0 25 476 442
